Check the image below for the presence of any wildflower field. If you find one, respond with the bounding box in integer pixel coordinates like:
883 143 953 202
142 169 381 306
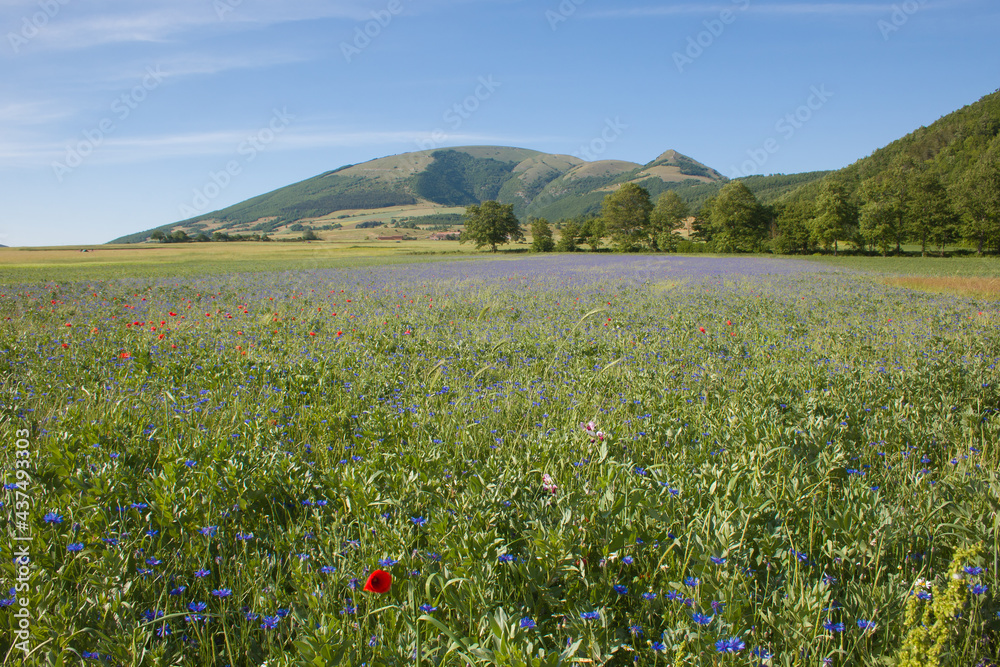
1 254 998 666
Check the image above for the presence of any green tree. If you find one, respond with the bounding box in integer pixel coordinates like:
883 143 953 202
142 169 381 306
602 183 653 252
555 218 580 252
811 179 856 255
149 230 166 242
772 201 815 254
578 216 605 251
650 191 689 252
460 201 524 253
953 141 1000 255
907 168 957 257
706 181 767 253
859 169 908 256
529 217 555 252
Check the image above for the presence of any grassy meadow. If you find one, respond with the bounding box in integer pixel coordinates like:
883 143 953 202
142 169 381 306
1 251 998 666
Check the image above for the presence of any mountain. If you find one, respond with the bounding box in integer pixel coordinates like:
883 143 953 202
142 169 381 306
110 147 726 243
784 89 1000 205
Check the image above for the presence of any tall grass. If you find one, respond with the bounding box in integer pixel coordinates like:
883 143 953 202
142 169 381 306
0 255 997 665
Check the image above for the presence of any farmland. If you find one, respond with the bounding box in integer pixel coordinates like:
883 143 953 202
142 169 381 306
1 254 999 666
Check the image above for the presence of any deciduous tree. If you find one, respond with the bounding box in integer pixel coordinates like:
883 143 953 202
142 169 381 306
602 183 653 252
460 201 523 253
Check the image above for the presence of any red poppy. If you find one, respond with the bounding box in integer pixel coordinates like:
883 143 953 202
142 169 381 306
363 570 392 594
699 327 706 333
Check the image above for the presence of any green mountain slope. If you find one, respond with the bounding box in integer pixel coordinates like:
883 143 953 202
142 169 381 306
109 146 724 243
786 89 1000 205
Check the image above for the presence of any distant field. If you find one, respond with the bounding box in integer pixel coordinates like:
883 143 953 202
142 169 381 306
0 242 482 283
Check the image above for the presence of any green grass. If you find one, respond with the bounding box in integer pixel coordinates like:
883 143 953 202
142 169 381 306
0 253 998 665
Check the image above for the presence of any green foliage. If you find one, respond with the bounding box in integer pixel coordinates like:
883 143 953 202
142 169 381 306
414 151 520 206
602 184 654 252
2 257 1000 664
529 218 555 252
897 544 984 667
811 178 857 255
650 191 689 252
704 182 768 253
772 201 815 255
460 200 524 252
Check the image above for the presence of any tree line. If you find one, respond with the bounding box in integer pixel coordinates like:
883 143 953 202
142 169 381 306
461 138 1000 256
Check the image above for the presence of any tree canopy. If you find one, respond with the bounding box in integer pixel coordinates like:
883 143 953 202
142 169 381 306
460 201 524 252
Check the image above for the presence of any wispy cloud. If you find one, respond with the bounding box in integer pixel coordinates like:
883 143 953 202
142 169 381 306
587 3 905 19
0 125 562 169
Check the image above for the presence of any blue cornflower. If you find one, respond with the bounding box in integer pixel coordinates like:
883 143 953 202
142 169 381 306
964 566 984 576
199 526 218 537
3 484 17 491
146 558 161 566
710 556 726 565
188 602 207 612
44 512 63 524
857 619 876 630
651 642 666 652
613 584 628 595
823 620 845 633
67 542 84 552
194 568 211 578
419 604 437 613
580 610 600 621
368 636 379 647
184 460 197 467
236 533 254 541
753 647 774 660
969 584 988 595
212 588 232 598
411 516 427 527
628 624 642 636
169 586 186 596
260 615 280 630
498 554 515 563
692 613 713 625
378 558 399 567
320 565 336 574
82 651 101 660
520 617 536 630
245 611 259 621
683 576 699 588
622 556 634 565
916 590 932 601
642 592 657 601
715 636 745 653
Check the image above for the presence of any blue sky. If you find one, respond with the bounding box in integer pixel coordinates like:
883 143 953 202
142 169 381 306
0 0 997 247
